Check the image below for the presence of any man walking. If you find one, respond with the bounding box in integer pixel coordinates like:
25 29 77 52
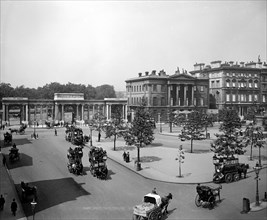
0 194 5 210
11 198 17 216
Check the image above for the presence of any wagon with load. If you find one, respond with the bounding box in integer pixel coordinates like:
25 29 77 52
88 146 108 179
67 146 83 175
213 155 249 183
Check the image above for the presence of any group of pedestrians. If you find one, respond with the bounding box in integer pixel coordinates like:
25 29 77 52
0 195 18 216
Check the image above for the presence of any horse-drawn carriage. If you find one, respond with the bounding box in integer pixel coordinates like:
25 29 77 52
20 181 37 202
133 192 173 220
195 184 222 209
9 144 20 162
213 156 249 183
4 132 12 145
88 146 108 179
9 124 27 134
65 126 87 146
67 146 83 175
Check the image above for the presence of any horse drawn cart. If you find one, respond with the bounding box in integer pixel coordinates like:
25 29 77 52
9 145 20 162
88 146 108 179
133 192 172 220
20 181 37 202
4 132 12 145
195 184 222 209
67 146 83 175
65 126 87 146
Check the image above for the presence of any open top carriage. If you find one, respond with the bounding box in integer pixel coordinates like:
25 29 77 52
195 184 222 209
133 192 172 220
88 146 108 179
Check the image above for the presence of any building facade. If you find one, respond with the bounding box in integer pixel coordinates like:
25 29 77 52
125 69 209 122
190 59 267 117
1 93 127 126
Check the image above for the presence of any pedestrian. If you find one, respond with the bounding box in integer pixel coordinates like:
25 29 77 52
126 152 130 163
0 194 5 210
98 132 101 142
55 128 57 136
11 198 17 216
2 155 6 167
152 188 157 194
122 151 127 161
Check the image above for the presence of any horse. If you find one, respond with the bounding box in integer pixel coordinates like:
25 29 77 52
160 193 173 214
9 128 18 134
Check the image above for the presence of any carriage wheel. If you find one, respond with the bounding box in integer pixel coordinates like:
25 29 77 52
157 211 163 220
148 210 158 220
208 196 215 209
225 173 233 183
233 173 239 182
195 194 202 207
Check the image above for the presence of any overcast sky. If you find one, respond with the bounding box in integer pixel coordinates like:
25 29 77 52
0 0 266 91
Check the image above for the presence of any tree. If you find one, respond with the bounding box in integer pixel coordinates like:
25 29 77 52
244 123 265 165
211 109 246 158
167 111 176 133
178 111 205 153
123 102 154 170
95 85 116 99
104 107 127 151
90 112 107 142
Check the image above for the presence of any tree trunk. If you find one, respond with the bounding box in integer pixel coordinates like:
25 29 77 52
250 142 253 160
170 122 172 133
190 139 193 153
137 142 141 163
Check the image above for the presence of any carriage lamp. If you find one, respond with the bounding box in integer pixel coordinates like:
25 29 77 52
31 198 37 220
253 162 262 206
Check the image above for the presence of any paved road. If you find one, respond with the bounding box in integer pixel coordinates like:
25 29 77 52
1 127 266 220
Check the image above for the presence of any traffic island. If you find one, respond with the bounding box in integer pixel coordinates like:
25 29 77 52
250 201 267 212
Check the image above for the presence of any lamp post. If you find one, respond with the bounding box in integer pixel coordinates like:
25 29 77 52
33 120 36 139
89 124 93 147
253 162 261 206
31 198 37 220
176 145 185 177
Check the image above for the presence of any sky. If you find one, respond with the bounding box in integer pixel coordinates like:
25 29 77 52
0 0 266 91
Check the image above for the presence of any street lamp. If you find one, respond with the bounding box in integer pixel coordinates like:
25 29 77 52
31 198 37 220
253 162 262 206
158 113 162 133
33 120 36 139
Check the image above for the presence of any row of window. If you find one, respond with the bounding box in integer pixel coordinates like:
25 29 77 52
225 72 258 77
225 94 262 102
225 80 258 88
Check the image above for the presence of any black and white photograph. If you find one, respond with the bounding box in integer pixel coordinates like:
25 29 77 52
0 0 266 219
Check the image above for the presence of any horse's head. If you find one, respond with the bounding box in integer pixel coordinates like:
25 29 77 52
167 193 173 200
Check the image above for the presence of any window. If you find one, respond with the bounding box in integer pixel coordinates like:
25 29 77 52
226 94 230 102
161 97 165 106
153 85 157 92
211 81 215 88
263 95 266 103
232 94 236 102
254 94 258 101
226 81 230 87
254 82 258 88
216 80 220 87
200 98 204 106
153 97 157 106
241 94 244 102
249 94 252 102
249 82 252 88
200 86 204 92
232 81 236 87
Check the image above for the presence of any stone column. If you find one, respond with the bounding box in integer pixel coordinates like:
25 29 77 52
46 106 48 119
6 104 9 124
81 104 84 121
168 85 171 106
55 103 59 121
40 105 43 124
76 104 79 120
51 105 54 120
109 104 112 119
184 85 187 106
2 104 6 122
177 85 180 106
122 104 125 120
26 104 29 122
124 104 128 121
106 104 109 119
62 104 64 121
192 85 194 106
92 105 95 116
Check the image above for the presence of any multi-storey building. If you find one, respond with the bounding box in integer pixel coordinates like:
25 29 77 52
125 69 209 122
190 59 267 117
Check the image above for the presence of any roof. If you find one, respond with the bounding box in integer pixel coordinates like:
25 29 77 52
144 193 161 200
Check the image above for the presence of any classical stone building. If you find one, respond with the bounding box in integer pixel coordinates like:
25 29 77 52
1 93 127 126
125 69 209 122
190 59 267 117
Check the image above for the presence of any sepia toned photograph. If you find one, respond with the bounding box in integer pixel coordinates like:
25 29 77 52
0 0 266 219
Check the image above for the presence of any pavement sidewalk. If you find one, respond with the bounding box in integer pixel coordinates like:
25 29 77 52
0 153 27 220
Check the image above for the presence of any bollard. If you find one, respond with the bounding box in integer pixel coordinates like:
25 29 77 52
241 198 250 214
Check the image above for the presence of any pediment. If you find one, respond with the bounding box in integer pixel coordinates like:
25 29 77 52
169 73 196 80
